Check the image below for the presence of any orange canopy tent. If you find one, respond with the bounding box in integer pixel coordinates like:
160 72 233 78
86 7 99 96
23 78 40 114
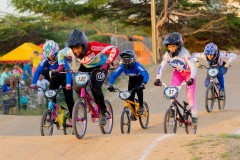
0 43 42 64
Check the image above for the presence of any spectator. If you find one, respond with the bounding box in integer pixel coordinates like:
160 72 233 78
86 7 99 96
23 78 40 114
30 51 41 75
11 64 23 90
0 68 11 86
20 91 28 110
22 61 32 92
2 78 11 93
2 79 16 114
36 74 49 107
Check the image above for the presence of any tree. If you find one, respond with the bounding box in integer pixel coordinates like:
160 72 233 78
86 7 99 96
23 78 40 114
9 0 240 62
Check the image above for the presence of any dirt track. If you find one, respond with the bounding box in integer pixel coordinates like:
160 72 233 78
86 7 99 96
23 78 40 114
0 58 240 160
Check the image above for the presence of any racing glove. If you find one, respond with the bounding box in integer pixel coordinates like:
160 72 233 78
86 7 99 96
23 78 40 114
154 79 162 86
57 64 64 73
66 84 71 90
186 78 194 86
107 84 114 92
139 83 146 89
100 63 110 72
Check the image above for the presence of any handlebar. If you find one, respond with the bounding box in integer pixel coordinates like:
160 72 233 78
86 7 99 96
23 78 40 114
111 87 141 93
161 82 186 90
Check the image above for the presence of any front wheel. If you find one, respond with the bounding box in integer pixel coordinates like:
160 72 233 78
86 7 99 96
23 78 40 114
205 84 214 113
100 100 114 134
139 102 149 129
164 107 177 134
72 100 87 139
218 91 226 110
120 107 131 134
40 109 54 136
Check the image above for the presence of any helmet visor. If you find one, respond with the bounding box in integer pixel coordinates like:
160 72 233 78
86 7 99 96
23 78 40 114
122 58 133 65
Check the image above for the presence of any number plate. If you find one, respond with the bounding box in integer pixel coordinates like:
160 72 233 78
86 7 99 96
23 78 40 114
74 72 90 87
164 87 178 99
119 91 131 100
45 90 57 98
207 68 219 77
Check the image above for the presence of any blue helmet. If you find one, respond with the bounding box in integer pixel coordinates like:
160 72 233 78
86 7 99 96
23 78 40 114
204 42 219 65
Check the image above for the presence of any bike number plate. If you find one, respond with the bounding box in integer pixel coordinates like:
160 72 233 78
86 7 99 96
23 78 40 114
208 68 219 77
164 87 178 99
119 91 131 100
74 72 90 87
45 90 57 98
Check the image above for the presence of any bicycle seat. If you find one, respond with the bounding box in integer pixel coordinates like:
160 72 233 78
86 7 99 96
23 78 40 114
183 101 189 106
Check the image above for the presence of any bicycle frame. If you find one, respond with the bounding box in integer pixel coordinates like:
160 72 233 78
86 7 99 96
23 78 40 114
80 87 100 121
124 100 140 119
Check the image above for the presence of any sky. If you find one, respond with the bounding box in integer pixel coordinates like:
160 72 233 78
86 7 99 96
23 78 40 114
0 0 15 14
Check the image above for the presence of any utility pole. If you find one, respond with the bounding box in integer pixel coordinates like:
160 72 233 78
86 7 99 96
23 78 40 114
151 0 157 64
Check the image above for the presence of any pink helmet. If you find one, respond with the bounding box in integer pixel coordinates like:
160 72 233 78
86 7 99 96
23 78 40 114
42 40 59 65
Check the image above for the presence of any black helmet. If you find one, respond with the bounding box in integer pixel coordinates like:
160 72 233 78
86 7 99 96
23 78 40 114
66 29 88 59
163 32 183 57
120 49 136 68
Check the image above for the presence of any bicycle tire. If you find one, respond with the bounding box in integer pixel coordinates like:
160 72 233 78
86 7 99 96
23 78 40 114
120 107 131 134
218 90 226 110
205 84 214 113
184 114 197 134
164 107 177 134
63 112 73 135
139 101 149 129
100 100 114 134
72 100 87 139
40 109 54 136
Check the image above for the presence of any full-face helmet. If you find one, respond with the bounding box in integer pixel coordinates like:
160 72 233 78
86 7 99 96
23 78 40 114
42 40 59 65
163 32 183 57
120 49 136 69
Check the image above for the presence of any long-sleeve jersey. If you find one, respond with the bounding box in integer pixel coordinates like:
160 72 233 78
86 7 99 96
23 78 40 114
109 62 149 85
32 58 72 85
192 51 237 66
58 41 119 68
156 47 197 79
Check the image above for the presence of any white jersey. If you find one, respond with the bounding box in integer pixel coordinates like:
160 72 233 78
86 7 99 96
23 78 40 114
192 51 237 66
156 47 197 79
37 79 49 96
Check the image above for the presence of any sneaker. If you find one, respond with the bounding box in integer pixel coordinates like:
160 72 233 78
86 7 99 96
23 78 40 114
100 113 107 126
130 113 137 121
192 116 198 126
138 106 144 115
219 90 225 98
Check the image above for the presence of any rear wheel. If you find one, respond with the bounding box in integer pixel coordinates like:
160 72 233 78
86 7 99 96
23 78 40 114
205 84 214 113
40 109 53 136
120 107 131 134
63 112 73 135
218 91 226 110
164 107 177 134
72 100 87 139
100 100 114 134
184 114 197 134
139 102 149 129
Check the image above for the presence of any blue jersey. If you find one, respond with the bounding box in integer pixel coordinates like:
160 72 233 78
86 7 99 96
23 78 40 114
32 58 72 85
109 62 149 85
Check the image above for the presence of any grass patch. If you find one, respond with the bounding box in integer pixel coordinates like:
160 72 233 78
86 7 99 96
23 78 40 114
219 133 240 139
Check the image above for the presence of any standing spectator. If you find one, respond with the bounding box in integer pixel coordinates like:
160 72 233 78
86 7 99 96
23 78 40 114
22 61 32 92
11 64 23 90
0 68 11 86
36 74 49 107
30 51 41 75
